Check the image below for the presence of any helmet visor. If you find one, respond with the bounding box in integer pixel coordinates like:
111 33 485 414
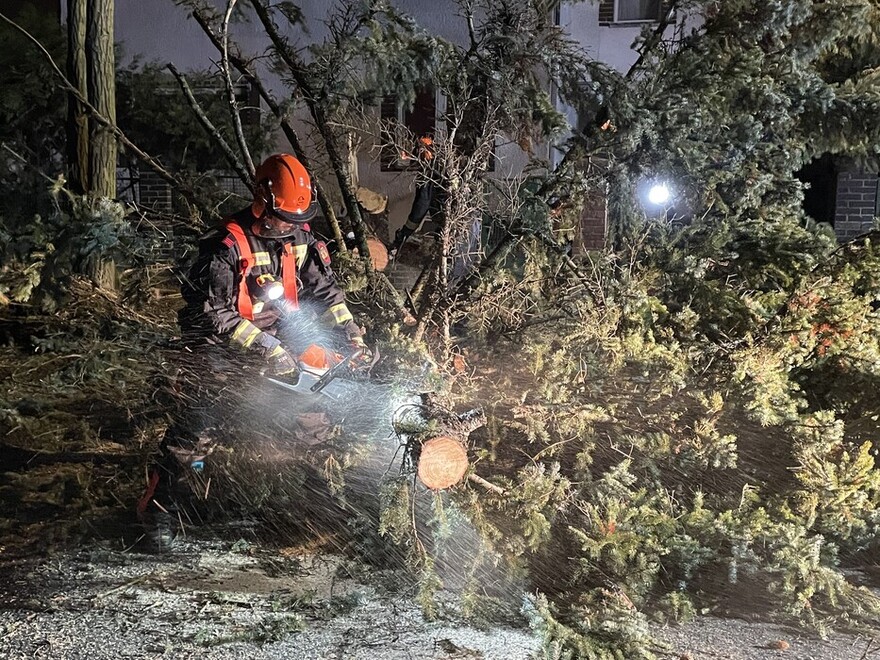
253 203 318 238
253 215 297 239
274 200 318 223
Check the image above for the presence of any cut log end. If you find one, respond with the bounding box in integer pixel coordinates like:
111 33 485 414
417 435 469 490
366 237 389 271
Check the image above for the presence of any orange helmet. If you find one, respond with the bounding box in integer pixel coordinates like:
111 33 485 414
417 135 434 160
399 135 434 163
251 154 317 235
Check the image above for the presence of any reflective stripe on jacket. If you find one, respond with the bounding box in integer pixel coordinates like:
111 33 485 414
179 207 358 354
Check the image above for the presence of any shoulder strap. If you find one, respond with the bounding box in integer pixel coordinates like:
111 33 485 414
281 242 299 310
224 221 255 320
225 221 300 316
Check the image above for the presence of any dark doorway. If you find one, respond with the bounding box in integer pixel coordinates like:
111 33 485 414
796 154 837 225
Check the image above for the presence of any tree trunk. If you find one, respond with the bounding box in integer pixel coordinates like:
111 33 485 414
66 0 89 194
86 0 116 199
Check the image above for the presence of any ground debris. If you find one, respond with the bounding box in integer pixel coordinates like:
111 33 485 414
0 534 540 659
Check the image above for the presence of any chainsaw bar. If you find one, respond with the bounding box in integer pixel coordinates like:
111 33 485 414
266 369 360 403
310 348 364 394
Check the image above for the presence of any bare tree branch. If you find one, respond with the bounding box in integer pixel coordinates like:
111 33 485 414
220 0 256 179
166 62 254 193
187 2 345 249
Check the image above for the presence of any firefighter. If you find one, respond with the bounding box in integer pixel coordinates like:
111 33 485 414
388 135 442 259
178 153 364 366
389 135 482 285
138 153 366 551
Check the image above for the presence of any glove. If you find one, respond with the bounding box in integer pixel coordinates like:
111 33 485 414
348 335 374 366
388 226 413 259
266 345 300 377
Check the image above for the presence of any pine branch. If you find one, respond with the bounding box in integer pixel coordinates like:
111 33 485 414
624 0 682 81
535 1 681 204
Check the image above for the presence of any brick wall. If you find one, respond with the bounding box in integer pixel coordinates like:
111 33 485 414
834 169 877 241
137 169 173 213
115 168 184 264
385 262 422 292
575 193 607 252
124 169 251 215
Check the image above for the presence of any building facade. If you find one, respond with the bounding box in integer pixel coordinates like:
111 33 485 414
49 0 876 243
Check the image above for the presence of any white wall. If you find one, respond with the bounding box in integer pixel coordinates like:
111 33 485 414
560 2 641 72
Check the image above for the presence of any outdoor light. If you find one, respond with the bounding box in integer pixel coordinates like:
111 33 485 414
647 183 671 206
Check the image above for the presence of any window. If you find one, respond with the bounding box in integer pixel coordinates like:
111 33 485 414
380 88 436 171
598 0 662 24
795 154 837 225
379 87 496 172
616 0 661 22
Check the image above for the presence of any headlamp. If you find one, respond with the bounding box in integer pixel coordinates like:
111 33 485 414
256 274 284 300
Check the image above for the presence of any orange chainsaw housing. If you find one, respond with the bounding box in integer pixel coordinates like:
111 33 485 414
297 344 343 373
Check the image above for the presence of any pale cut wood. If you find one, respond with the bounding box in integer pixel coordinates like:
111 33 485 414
417 435 469 491
366 238 389 272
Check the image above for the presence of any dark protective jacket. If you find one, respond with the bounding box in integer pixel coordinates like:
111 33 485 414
407 176 444 226
391 166 445 251
179 207 359 356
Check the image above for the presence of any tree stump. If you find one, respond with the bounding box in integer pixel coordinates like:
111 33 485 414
366 237 389 271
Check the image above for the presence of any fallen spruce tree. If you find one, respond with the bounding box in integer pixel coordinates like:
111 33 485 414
414 219 880 656
2 0 880 657
1 185 878 660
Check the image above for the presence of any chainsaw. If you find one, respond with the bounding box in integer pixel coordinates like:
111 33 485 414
265 343 476 491
264 343 378 403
